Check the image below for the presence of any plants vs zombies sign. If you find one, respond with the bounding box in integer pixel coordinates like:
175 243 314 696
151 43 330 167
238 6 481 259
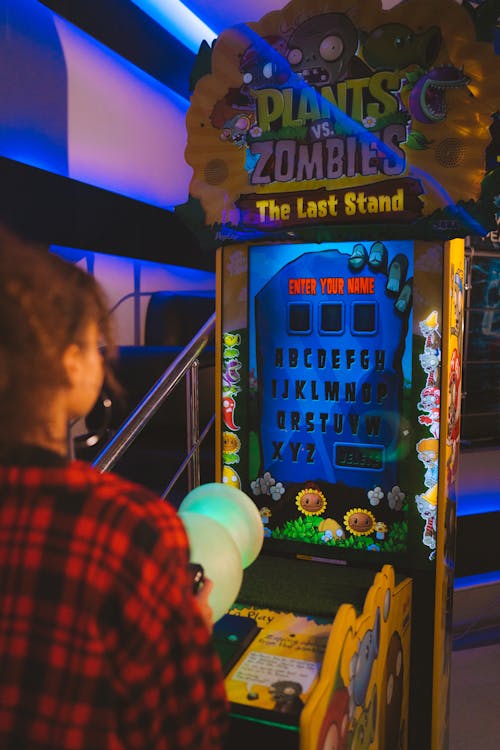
185 0 498 236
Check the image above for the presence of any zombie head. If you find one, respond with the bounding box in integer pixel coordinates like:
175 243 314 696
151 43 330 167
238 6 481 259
419 385 440 410
240 35 290 90
287 13 369 88
210 88 256 142
220 114 254 146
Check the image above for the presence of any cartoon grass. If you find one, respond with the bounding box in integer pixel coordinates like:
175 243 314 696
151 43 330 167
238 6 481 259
272 517 408 552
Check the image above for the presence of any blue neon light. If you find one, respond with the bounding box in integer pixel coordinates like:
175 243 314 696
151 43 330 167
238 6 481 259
51 246 215 288
129 0 217 53
1 0 191 208
455 570 500 588
457 491 500 517
0 0 69 176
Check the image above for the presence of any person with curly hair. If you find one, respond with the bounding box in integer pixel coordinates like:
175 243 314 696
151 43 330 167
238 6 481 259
0 224 228 750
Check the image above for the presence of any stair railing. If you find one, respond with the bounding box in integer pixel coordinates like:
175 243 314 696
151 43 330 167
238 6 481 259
92 313 216 497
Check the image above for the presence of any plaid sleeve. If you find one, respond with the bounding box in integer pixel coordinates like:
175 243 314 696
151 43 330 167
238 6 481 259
95 485 229 750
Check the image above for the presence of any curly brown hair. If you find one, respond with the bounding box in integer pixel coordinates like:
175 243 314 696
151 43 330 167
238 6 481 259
0 224 116 445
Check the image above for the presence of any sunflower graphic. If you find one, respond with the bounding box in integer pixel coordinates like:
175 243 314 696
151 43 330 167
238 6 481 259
344 508 376 536
295 486 327 516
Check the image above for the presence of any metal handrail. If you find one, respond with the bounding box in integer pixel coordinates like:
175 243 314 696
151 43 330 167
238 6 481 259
160 414 216 499
92 313 216 486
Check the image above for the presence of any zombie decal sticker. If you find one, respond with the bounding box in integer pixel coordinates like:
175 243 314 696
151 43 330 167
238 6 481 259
415 310 442 557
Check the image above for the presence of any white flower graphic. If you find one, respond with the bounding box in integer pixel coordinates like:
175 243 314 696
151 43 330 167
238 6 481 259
368 486 384 506
388 485 406 511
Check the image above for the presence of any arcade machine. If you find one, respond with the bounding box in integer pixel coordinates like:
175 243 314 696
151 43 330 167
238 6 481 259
181 1 499 748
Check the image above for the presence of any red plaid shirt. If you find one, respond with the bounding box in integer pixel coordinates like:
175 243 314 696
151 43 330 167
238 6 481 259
0 447 228 750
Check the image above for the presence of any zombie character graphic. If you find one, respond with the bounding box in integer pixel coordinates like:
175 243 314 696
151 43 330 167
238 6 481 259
240 35 290 90
287 13 371 88
219 115 254 147
418 383 441 439
418 385 440 415
210 92 260 167
419 348 441 379
417 437 439 489
210 88 256 145
348 242 413 314
419 311 442 391
416 484 438 553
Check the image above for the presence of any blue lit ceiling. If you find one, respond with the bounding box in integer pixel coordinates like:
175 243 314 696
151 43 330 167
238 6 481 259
2 0 403 214
1 0 314 261
2 0 296 213
37 0 400 99
9 0 489 263
37 0 297 101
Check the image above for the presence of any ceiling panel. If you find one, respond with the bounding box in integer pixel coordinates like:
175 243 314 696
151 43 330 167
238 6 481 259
183 0 287 33
182 0 401 33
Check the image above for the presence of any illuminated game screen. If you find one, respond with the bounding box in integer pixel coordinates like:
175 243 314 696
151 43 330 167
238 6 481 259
230 240 415 557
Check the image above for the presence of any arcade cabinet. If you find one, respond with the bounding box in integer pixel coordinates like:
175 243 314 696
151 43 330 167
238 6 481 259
181 1 498 748
215 235 461 750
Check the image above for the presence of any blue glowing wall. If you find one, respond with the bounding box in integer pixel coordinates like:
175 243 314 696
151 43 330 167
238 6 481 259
0 0 191 207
